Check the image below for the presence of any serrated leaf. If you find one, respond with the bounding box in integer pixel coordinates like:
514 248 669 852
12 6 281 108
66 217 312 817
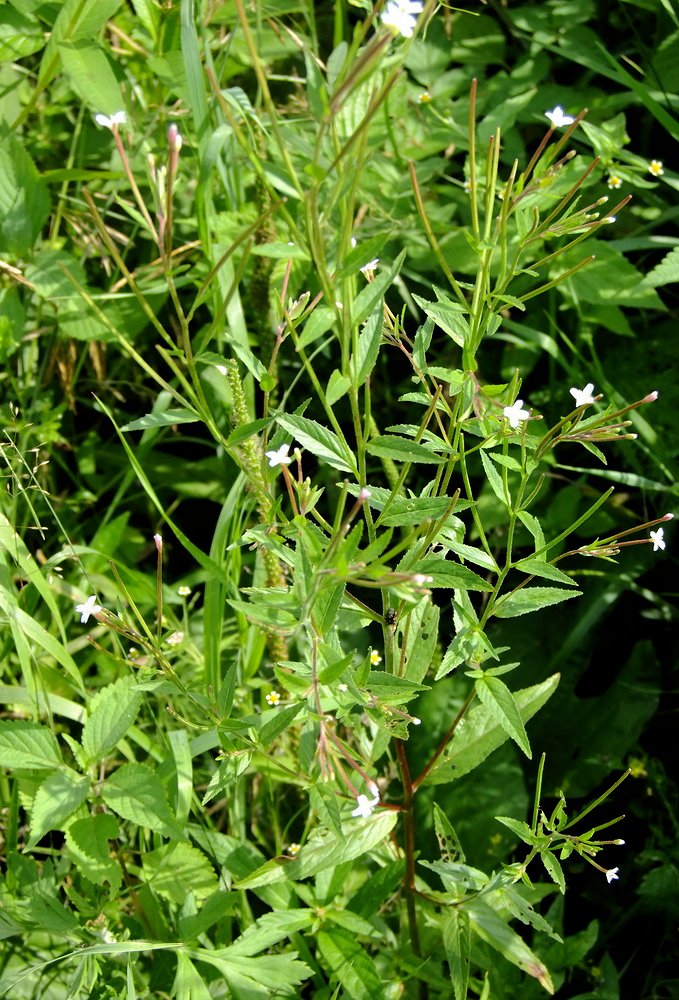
27 769 90 848
492 587 581 618
434 802 465 863
65 813 121 889
643 245 679 288
121 408 199 431
407 557 494 592
0 124 50 257
541 851 566 894
81 676 143 766
277 414 355 474
143 842 217 902
475 674 531 758
367 435 446 465
494 815 537 846
351 304 383 387
257 702 304 748
236 811 397 889
403 597 439 684
100 762 183 838
443 908 471 1000
412 294 470 348
425 674 559 785
378 494 459 528
0 720 62 771
187 951 312 999
468 900 554 993
513 557 578 586
480 451 510 507
317 927 385 1000
172 954 213 1000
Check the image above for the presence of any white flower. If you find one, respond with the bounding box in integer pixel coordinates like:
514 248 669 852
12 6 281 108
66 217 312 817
94 111 127 130
545 106 575 127
605 867 619 884
351 790 380 818
360 257 380 274
178 585 191 596
650 527 665 552
570 383 597 406
266 443 293 467
370 650 382 666
381 0 424 38
648 160 664 177
166 630 184 646
503 399 530 429
75 595 102 624
266 690 282 706
359 487 372 500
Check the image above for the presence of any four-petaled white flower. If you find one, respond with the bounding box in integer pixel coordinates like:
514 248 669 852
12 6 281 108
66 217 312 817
381 0 424 38
351 790 380 818
94 111 127 130
545 106 575 127
266 443 293 467
650 527 666 552
605 867 619 884
75 595 102 623
570 383 597 407
503 399 530 429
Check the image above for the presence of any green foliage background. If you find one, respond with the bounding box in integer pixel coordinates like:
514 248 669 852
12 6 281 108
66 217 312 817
0 1 677 998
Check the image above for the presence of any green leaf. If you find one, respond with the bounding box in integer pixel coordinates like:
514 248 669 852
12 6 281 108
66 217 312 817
351 304 383 387
326 369 350 406
317 927 385 1000
351 250 405 328
474 674 531 758
38 0 122 88
143 842 217 902
494 815 538 847
101 762 183 838
297 305 336 349
443 909 471 1000
480 451 510 508
257 702 304 748
378 494 461 528
492 586 581 618
541 851 566 894
172 954 213 1000
121 408 199 431
277 414 355 474
413 293 470 348
65 813 121 889
367 435 446 465
0 720 62 771
0 588 84 695
434 802 465 863
407 557 494 592
403 597 440 684
27 769 90 848
467 900 554 993
643 245 679 288
425 674 559 785
81 676 143 766
0 7 45 62
187 951 312 999
513 558 578 587
58 40 125 113
236 811 397 889
228 910 315 957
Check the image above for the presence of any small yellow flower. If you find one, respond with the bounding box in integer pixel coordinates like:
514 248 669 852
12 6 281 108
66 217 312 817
177 585 191 597
648 159 664 177
607 174 622 189
370 650 382 666
418 91 432 104
266 690 282 706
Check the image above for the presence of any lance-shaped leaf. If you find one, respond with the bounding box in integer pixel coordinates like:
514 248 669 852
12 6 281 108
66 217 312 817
474 674 531 758
492 586 581 618
277 414 355 474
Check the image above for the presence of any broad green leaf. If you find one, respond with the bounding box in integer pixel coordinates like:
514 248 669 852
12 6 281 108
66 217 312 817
38 0 122 88
81 676 143 766
0 721 62 771
317 927 385 1000
492 587 581 618
27 769 90 848
0 7 45 61
367 435 446 465
474 674 531 758
236 811 397 888
228 910 315 957
101 763 183 838
143 842 217 902
425 674 559 785
378 494 462 528
277 414 355 474
58 41 125 113
443 909 471 1000
186 951 312 998
413 294 470 348
406 557 494 592
65 813 121 889
121 408 199 431
297 305 336 349
326 368 350 406
467 900 554 993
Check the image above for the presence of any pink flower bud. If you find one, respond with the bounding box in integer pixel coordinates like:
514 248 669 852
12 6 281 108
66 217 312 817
153 534 163 552
663 512 675 521
168 123 182 151
642 390 659 403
